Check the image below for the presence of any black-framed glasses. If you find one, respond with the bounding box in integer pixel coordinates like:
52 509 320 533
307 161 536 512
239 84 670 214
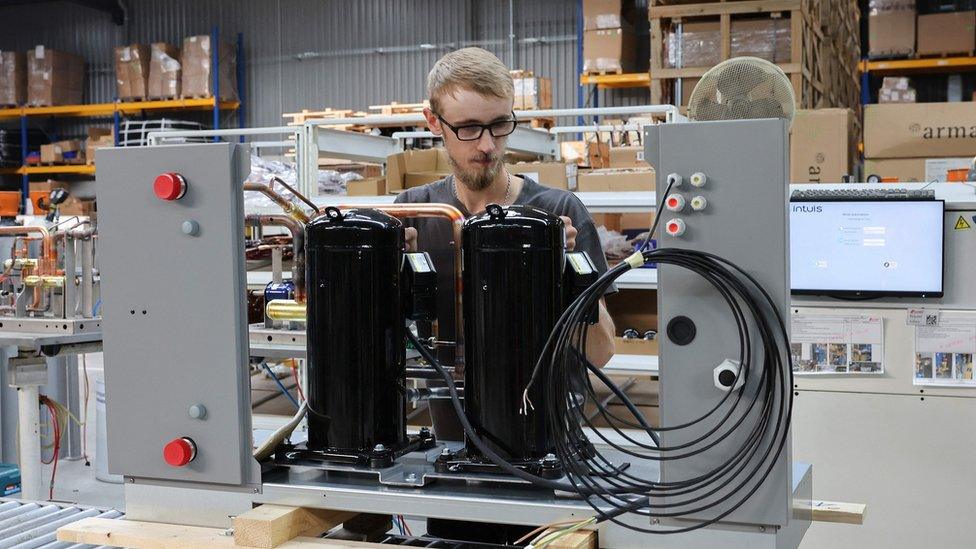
434 111 519 141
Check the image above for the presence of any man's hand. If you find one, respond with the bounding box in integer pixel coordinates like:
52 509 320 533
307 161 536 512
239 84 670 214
560 216 577 251
405 227 418 252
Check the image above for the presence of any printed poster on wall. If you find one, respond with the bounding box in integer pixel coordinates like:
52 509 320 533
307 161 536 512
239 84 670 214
791 314 885 374
913 312 976 387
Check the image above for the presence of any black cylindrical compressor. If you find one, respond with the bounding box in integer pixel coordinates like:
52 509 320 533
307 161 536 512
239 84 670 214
462 204 566 462
305 207 407 453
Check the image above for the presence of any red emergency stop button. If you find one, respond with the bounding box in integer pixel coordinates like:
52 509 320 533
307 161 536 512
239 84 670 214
154 173 187 201
163 437 196 467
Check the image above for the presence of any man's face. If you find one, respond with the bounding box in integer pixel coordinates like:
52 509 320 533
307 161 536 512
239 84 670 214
424 88 513 191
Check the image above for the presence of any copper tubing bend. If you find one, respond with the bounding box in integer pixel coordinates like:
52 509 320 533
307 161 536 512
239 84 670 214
0 226 55 310
338 203 465 369
243 182 311 224
246 214 306 303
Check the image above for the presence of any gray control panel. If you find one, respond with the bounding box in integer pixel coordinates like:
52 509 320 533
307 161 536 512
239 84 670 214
645 119 792 527
98 143 259 488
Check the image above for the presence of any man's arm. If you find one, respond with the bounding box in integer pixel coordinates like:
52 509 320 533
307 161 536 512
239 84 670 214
559 215 615 367
587 298 616 367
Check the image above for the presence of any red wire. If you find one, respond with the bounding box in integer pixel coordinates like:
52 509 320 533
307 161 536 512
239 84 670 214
398 515 412 536
292 365 306 403
40 398 60 500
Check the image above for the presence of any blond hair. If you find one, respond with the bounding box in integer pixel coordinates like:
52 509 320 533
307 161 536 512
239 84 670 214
427 47 514 113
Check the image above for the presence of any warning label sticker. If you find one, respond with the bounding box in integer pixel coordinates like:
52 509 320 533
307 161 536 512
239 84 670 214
955 216 972 230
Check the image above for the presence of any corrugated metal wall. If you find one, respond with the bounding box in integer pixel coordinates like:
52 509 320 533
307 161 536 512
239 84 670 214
0 0 652 131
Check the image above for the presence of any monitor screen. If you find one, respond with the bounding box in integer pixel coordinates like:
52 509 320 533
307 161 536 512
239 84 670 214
790 199 945 297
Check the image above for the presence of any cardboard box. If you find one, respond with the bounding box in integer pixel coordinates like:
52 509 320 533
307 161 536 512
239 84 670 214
40 139 82 164
85 127 114 165
148 43 181 99
608 146 650 169
917 11 976 55
868 1 916 58
587 141 611 168
346 176 387 196
385 148 452 192
584 0 624 30
863 158 926 181
0 51 26 106
560 141 587 166
578 168 655 192
790 109 855 183
27 46 84 106
513 76 552 110
878 76 916 103
113 44 150 100
606 289 658 356
181 35 237 100
506 161 579 190
864 102 976 158
583 26 637 73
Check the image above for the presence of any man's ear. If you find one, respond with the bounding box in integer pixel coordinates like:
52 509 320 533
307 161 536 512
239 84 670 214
423 107 442 136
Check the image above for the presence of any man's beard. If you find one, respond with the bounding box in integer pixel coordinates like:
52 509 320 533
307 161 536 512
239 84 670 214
449 152 502 191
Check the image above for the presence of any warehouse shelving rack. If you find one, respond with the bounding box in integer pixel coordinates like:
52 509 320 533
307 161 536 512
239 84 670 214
0 26 244 211
858 56 976 104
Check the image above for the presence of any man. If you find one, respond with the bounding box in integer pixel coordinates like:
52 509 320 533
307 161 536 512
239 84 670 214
396 47 616 371
394 46 618 547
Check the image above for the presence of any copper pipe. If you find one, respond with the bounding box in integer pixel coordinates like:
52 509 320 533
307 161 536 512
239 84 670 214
0 226 54 264
0 226 55 311
336 203 466 370
245 214 306 303
243 182 311 224
269 176 320 215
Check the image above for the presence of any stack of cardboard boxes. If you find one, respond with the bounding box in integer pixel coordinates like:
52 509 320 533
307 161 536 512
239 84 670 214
149 43 181 99
667 19 792 106
511 70 552 110
869 0 976 58
29 180 93 217
864 103 976 182
181 35 238 100
113 45 150 101
582 0 638 74
0 52 26 106
27 46 83 106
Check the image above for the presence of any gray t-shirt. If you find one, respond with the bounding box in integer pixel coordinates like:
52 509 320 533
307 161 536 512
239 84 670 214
395 175 613 365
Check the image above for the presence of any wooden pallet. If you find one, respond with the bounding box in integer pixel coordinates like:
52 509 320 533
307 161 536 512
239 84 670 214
649 0 861 132
529 117 557 130
282 108 370 131
367 100 429 116
583 68 625 76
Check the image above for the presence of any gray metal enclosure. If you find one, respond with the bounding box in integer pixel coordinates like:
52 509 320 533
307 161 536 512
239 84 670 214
645 119 792 528
97 143 260 488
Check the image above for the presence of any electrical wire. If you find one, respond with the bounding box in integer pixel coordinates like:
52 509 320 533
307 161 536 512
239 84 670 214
261 362 300 410
81 353 90 466
407 242 793 534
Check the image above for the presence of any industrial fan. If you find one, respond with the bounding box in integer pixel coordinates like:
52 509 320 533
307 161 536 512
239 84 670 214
687 56 796 128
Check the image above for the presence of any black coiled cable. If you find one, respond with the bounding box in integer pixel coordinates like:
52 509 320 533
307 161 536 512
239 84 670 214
407 245 793 535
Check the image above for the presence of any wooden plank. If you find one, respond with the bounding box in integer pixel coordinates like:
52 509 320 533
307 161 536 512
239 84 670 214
650 0 799 19
58 517 384 549
720 14 731 60
811 501 866 525
233 505 359 548
653 62 802 78
542 529 598 549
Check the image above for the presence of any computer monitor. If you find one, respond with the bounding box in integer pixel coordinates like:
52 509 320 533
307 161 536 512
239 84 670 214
790 199 945 298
